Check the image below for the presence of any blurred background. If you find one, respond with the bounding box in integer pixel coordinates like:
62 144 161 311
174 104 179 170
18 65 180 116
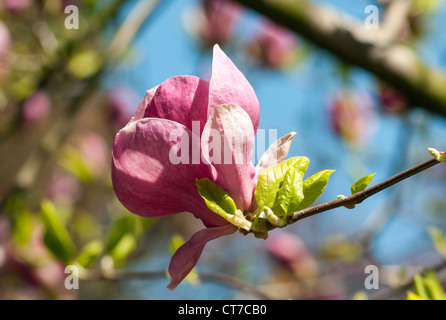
1 0 446 300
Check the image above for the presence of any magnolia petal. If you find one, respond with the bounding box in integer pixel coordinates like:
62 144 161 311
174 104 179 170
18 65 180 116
167 224 237 290
111 118 226 228
133 86 159 121
144 76 209 133
201 104 256 211
209 44 260 132
255 131 296 179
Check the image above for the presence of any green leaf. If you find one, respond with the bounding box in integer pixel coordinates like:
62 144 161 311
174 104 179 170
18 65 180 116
407 291 424 300
350 173 376 195
428 226 446 259
295 170 335 211
67 50 102 79
76 240 104 269
412 270 446 300
12 209 34 245
196 178 237 218
414 273 430 300
423 269 446 300
255 157 309 212
104 214 152 266
40 200 76 264
59 146 93 183
108 234 136 264
273 166 304 216
352 291 368 300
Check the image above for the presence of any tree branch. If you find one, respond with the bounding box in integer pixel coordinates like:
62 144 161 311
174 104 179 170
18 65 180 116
288 156 440 224
233 0 446 119
80 269 274 299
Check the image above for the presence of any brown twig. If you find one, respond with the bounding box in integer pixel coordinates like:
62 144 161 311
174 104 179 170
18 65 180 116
288 156 440 224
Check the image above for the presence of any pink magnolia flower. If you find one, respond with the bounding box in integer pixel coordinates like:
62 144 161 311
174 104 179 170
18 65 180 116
247 21 298 69
112 45 271 289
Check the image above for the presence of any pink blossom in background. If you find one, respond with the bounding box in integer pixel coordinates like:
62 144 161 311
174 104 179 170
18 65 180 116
107 86 140 133
266 231 318 279
1 0 32 12
377 83 408 114
0 21 10 55
329 89 375 146
22 90 51 125
184 0 241 49
0 21 11 79
46 167 80 204
247 21 298 69
0 218 75 299
77 131 109 177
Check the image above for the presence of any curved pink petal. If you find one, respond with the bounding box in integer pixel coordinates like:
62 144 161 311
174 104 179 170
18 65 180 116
201 104 256 211
111 117 227 228
144 76 209 133
209 44 260 132
167 224 237 290
255 131 296 179
133 86 159 121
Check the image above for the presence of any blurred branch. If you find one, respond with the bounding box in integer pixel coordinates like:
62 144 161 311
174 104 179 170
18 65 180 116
81 268 274 299
1 0 165 203
0 0 127 141
362 0 412 46
370 259 446 300
108 0 164 60
233 0 446 119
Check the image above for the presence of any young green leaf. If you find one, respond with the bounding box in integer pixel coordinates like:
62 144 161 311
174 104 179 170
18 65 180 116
76 240 104 268
295 170 335 211
428 226 446 259
406 291 424 300
350 173 376 195
273 166 304 216
255 156 309 212
196 178 237 218
413 273 429 300
108 233 136 264
423 269 446 300
40 200 76 264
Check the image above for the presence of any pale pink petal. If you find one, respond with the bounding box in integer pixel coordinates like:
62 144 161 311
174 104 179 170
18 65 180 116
201 104 256 211
209 44 260 132
255 131 296 179
132 86 159 121
167 224 237 290
111 118 226 227
144 76 209 133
